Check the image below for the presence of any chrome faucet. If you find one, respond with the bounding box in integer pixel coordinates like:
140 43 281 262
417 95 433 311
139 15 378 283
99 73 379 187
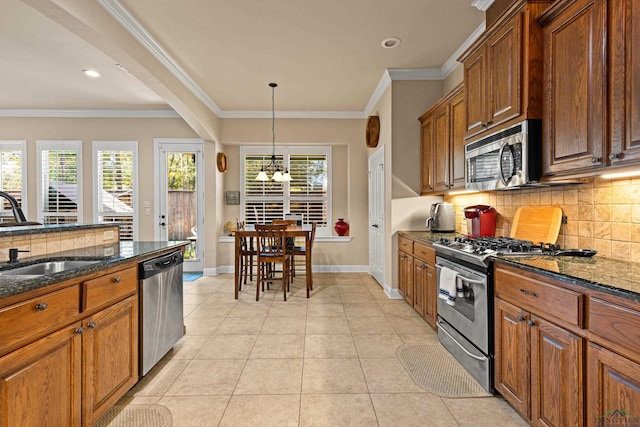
0 191 28 223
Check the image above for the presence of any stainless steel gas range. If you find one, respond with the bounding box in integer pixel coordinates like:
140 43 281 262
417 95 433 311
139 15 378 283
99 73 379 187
432 236 596 394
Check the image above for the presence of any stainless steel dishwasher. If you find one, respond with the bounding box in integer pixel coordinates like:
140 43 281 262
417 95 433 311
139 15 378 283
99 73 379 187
139 250 184 376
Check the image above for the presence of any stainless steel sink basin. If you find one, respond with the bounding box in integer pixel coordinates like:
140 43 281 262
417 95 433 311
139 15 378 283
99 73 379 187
0 260 101 276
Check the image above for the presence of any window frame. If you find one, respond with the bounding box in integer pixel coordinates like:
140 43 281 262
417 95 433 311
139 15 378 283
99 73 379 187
36 140 83 224
92 141 139 241
0 140 28 220
240 145 332 236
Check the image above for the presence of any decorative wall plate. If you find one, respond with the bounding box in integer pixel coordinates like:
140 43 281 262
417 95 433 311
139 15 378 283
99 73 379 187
366 115 380 148
217 152 228 172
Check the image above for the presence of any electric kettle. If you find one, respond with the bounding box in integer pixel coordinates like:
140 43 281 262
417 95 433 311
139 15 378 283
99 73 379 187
426 202 455 232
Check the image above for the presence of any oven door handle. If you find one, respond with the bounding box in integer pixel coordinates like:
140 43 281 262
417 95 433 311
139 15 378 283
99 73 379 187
438 322 487 362
456 275 484 285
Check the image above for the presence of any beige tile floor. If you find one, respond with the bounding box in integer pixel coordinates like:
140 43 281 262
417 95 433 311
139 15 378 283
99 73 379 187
117 272 529 427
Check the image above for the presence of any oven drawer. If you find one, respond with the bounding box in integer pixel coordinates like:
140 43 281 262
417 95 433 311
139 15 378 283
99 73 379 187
398 236 413 253
413 242 435 264
495 266 583 327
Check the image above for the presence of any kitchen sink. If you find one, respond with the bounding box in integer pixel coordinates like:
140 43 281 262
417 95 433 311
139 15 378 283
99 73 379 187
0 260 101 276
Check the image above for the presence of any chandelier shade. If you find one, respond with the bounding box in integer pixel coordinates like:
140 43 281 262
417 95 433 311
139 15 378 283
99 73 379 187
255 83 291 182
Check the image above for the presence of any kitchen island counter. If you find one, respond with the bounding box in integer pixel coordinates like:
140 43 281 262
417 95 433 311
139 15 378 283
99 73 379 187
0 241 187 300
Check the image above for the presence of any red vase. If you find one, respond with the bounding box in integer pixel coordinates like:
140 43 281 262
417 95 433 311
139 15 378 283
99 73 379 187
334 218 349 236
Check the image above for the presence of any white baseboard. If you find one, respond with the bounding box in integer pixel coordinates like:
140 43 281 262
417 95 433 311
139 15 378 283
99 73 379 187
385 285 403 300
206 265 369 276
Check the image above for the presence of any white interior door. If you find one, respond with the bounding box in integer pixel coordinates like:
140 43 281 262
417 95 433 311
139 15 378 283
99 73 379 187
155 139 204 272
368 146 385 286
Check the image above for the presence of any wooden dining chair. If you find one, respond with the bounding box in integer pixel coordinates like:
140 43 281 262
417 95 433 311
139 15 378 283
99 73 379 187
289 222 316 298
236 221 257 290
255 223 292 301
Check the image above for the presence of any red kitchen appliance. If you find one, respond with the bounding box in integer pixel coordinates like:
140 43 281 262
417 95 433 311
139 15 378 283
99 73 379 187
464 205 497 237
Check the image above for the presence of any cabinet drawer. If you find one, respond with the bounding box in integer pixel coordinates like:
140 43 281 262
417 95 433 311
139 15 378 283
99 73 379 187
398 236 414 253
0 285 80 356
413 242 435 264
495 267 583 327
82 266 137 312
589 298 640 357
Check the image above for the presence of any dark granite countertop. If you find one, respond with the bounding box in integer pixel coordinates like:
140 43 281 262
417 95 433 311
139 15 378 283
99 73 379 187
398 230 640 302
0 241 188 300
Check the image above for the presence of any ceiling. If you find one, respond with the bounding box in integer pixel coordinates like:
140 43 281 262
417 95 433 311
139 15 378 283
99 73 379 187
1 0 485 116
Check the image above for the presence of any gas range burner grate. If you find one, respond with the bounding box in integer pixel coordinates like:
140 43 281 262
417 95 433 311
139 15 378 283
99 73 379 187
436 236 561 256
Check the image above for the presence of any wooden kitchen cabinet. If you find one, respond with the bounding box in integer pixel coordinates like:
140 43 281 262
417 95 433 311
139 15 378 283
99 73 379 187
541 0 607 176
460 1 550 140
398 249 414 305
541 0 640 177
83 295 138 426
586 296 640 424
397 236 437 329
0 261 141 427
419 84 465 194
608 0 640 166
0 322 82 427
420 113 434 194
494 264 585 426
587 344 640 427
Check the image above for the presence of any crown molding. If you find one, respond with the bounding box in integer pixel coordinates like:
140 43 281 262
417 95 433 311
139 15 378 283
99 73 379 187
97 0 223 116
0 109 180 118
440 21 486 77
221 110 365 119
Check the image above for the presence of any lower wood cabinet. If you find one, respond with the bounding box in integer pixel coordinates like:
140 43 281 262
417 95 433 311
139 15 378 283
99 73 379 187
0 262 141 427
495 298 585 427
0 322 83 427
398 236 437 329
587 343 640 427
83 295 138 426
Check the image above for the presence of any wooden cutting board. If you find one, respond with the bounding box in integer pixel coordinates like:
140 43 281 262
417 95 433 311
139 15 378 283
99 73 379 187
510 206 563 244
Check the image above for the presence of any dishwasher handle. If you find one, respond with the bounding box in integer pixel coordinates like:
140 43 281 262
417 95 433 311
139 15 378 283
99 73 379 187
139 250 184 279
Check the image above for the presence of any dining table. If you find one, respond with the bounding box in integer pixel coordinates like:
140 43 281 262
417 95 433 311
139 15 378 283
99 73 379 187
234 224 313 299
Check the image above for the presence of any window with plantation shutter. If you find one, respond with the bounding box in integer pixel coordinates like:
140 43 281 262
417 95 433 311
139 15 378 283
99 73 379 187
37 141 82 224
93 141 138 241
0 141 27 224
240 146 331 235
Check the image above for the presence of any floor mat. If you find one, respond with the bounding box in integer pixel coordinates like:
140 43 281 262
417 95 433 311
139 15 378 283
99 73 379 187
396 344 491 398
92 404 172 427
183 273 203 282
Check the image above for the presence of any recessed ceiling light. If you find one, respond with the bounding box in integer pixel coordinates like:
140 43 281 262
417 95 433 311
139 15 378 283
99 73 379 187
82 69 101 78
381 37 401 49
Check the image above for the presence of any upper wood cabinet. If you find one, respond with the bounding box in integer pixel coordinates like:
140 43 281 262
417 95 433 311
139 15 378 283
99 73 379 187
540 0 607 176
608 0 640 166
420 114 434 194
460 1 551 140
419 84 465 194
541 0 640 177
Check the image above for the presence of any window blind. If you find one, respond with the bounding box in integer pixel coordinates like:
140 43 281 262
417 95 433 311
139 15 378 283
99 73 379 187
40 148 79 224
96 148 135 240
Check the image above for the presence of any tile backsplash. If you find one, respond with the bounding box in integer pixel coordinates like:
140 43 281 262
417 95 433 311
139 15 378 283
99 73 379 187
0 225 120 261
444 176 640 262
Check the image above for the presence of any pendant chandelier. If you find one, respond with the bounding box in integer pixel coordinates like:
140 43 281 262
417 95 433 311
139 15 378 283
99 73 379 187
256 82 291 182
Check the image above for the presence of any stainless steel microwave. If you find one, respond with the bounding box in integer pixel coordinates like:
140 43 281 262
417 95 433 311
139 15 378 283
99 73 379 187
465 119 542 191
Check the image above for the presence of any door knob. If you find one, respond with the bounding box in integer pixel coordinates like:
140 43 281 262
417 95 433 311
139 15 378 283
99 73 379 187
372 224 379 228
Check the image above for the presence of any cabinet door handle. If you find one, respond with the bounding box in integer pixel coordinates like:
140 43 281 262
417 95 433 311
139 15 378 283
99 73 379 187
87 321 97 329
34 302 48 311
527 320 536 327
75 327 85 335
517 315 526 322
609 152 620 160
112 276 121 283
591 157 601 163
